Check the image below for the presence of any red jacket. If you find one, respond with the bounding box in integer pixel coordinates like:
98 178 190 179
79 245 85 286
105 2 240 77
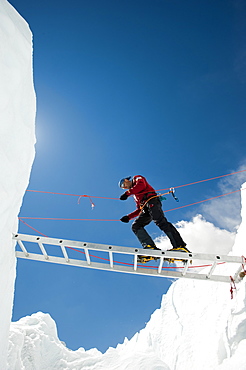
125 175 157 219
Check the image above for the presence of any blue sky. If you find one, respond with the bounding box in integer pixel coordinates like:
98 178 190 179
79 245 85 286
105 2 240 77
10 0 246 352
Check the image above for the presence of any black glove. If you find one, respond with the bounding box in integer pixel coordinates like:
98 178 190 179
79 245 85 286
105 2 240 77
120 192 128 201
120 215 130 223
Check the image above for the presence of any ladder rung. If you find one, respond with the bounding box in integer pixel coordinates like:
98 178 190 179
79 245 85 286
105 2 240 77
182 260 190 276
84 248 91 265
206 261 217 279
158 257 164 273
17 240 29 257
37 242 49 260
109 251 113 268
60 245 69 262
133 255 138 271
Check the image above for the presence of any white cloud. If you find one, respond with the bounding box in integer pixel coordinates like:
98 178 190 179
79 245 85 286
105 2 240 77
155 214 236 255
198 164 246 231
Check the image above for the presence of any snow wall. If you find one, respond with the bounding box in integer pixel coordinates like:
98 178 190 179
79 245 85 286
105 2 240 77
7 186 246 369
0 0 36 367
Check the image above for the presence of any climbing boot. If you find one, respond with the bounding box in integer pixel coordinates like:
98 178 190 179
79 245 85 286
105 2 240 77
165 245 192 264
137 245 160 264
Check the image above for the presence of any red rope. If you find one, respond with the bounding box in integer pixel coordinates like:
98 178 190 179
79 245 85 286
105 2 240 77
164 188 245 213
26 189 118 200
25 169 246 200
19 217 119 221
158 169 246 191
241 256 246 274
19 187 246 222
19 218 47 237
230 276 236 299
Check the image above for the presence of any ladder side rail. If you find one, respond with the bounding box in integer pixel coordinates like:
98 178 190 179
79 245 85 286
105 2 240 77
13 234 190 262
13 234 143 258
13 234 244 264
13 234 162 262
13 234 189 260
180 253 242 264
15 251 232 283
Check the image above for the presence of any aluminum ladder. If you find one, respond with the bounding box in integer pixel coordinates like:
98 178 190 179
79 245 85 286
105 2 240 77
13 233 246 284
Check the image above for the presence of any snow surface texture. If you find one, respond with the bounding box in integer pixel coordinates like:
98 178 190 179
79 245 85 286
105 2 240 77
7 184 246 369
0 0 36 367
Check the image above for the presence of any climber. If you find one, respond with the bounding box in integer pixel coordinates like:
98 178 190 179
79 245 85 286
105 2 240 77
119 175 190 263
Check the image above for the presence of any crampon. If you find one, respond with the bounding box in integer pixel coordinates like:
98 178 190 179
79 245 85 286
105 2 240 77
137 255 159 264
137 245 160 264
164 246 192 265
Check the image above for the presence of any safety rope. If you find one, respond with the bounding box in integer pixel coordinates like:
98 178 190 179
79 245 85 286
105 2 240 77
25 169 246 202
164 188 246 213
26 189 118 200
230 276 237 299
19 187 246 222
19 217 119 221
19 218 47 236
157 169 246 191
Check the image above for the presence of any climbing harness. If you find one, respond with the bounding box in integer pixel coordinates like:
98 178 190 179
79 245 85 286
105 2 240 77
139 188 179 213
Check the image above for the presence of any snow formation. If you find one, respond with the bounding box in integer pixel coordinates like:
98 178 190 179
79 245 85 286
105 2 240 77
0 0 35 367
7 185 246 369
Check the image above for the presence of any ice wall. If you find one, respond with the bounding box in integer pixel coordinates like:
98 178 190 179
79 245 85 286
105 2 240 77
0 0 35 367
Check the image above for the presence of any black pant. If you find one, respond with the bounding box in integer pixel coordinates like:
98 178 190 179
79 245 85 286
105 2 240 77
131 197 186 249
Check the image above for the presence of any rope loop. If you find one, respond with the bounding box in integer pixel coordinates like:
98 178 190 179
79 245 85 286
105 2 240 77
78 195 95 208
